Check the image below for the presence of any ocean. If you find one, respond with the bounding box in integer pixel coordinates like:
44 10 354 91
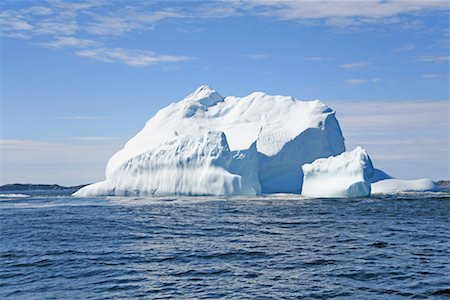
1 192 449 299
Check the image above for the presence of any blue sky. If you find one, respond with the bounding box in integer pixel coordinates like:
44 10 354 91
1 0 449 185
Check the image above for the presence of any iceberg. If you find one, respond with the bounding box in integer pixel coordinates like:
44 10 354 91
73 85 435 198
74 85 345 196
301 147 374 198
371 179 437 194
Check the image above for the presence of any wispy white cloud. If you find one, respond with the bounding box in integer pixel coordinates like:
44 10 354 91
75 47 193 67
42 36 99 48
233 0 449 26
303 56 334 61
49 0 104 12
2 1 447 39
8 20 33 30
34 20 79 36
340 61 370 69
393 43 415 52
248 53 268 60
421 73 448 79
344 78 367 85
198 3 241 17
0 10 33 36
1 1 448 67
0 2 189 67
246 0 448 19
20 6 53 16
85 9 183 36
2 1 448 40
416 55 450 63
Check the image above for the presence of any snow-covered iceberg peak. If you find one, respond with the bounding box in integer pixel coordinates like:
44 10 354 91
301 147 374 198
75 85 346 196
182 85 225 107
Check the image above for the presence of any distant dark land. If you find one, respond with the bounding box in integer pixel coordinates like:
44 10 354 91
436 180 450 187
0 183 88 192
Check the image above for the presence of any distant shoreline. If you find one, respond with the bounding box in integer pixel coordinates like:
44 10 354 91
435 180 450 187
0 183 89 192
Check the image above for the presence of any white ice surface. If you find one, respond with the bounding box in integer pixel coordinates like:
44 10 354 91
301 147 374 198
371 178 437 194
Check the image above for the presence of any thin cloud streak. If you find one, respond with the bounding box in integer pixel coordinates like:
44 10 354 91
344 79 367 85
235 0 449 25
248 54 268 60
340 61 370 69
393 44 415 52
421 73 448 79
85 10 184 36
75 48 193 67
416 55 450 63
303 56 334 61
41 36 100 48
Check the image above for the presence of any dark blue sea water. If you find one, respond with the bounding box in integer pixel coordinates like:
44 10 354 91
1 192 449 299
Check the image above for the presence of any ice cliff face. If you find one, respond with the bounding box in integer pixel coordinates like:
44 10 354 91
75 85 345 196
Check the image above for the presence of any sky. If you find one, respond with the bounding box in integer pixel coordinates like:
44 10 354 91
0 0 449 185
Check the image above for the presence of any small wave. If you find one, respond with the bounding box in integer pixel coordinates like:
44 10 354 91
371 241 389 248
0 193 30 198
432 288 450 296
